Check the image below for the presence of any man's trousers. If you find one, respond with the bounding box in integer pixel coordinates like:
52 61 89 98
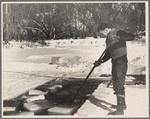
112 56 128 95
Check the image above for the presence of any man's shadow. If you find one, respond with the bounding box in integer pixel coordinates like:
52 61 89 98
88 95 114 112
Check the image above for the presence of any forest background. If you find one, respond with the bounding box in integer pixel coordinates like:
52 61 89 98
3 3 145 44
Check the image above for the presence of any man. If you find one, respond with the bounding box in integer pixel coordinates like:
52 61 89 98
94 23 135 115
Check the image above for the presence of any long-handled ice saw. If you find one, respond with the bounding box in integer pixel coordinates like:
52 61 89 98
69 45 111 105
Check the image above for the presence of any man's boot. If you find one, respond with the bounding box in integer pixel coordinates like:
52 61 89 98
108 95 124 115
111 97 126 110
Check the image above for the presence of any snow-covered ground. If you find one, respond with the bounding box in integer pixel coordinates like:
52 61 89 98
74 83 148 118
3 37 147 76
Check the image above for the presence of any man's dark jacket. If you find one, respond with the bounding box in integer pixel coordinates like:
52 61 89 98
101 28 135 62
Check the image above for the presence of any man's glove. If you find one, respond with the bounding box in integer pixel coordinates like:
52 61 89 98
93 60 103 67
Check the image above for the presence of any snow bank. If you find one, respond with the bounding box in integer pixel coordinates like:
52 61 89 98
45 38 106 47
3 38 106 49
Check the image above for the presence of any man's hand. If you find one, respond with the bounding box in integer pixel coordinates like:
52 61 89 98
93 60 102 67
